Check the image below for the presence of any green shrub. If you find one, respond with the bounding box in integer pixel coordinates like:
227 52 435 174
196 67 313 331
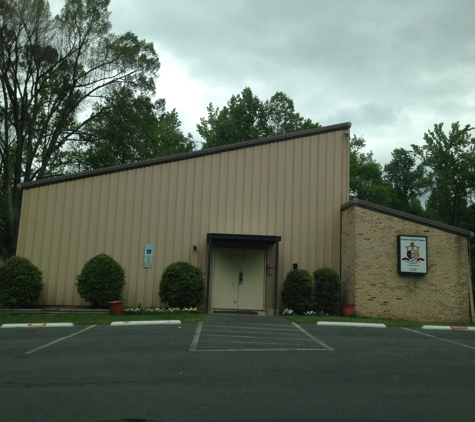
281 269 314 314
76 254 125 307
159 262 204 308
0 256 43 307
313 267 341 315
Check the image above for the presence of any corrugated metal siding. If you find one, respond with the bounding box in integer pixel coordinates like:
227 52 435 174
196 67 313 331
17 130 350 307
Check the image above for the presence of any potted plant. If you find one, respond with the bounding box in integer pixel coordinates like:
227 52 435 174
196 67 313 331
107 300 124 315
341 303 355 317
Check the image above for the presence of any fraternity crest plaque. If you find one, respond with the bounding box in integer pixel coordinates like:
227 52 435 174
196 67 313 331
397 235 428 275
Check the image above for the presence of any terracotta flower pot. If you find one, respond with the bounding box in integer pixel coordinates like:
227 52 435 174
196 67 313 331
108 300 124 315
342 303 355 317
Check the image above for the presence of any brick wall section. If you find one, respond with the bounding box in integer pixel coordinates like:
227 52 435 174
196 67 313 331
341 206 471 323
341 206 355 304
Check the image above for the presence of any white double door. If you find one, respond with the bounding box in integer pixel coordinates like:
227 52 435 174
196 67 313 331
212 248 266 311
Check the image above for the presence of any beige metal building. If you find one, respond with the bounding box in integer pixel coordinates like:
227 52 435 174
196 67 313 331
17 123 351 313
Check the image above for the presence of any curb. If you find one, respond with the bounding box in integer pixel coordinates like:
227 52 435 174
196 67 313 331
422 325 475 331
1 323 75 328
0 309 109 315
110 320 181 326
317 321 386 328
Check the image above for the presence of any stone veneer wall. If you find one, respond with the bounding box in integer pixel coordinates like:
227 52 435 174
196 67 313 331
341 205 471 323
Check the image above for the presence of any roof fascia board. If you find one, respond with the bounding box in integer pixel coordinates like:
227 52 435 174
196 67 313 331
342 198 474 239
20 122 351 190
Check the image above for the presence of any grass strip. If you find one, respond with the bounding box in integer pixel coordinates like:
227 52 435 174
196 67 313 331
284 315 474 328
0 312 204 325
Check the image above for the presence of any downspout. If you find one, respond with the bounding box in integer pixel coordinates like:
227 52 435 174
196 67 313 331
468 238 475 324
205 237 213 314
273 241 280 316
340 207 343 315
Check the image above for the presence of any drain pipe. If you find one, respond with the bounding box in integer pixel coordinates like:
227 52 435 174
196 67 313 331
273 241 279 316
468 238 475 324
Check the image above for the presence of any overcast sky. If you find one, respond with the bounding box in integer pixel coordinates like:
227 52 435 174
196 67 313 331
50 0 475 165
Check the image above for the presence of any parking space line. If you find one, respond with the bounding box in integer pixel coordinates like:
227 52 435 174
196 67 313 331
402 328 475 351
189 322 203 351
193 348 330 352
24 325 97 355
199 339 321 346
205 325 298 331
191 319 335 351
202 334 316 341
292 322 334 350
203 329 303 336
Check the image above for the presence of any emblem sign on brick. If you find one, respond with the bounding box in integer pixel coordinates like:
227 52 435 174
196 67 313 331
397 235 428 275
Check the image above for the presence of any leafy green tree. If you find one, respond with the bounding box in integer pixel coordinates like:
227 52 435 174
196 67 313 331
383 148 425 215
350 136 394 205
264 91 320 136
412 122 475 227
69 87 194 171
197 87 268 148
0 0 160 259
197 88 319 148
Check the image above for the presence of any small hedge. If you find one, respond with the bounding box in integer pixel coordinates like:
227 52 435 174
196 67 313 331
0 256 43 307
159 262 204 308
76 254 125 307
313 267 340 315
281 269 314 314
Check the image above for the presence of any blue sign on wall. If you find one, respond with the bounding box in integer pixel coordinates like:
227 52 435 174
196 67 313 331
144 244 154 268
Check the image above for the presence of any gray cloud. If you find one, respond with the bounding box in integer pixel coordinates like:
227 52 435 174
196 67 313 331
48 0 475 164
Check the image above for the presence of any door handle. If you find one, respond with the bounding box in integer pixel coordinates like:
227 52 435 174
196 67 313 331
239 270 243 284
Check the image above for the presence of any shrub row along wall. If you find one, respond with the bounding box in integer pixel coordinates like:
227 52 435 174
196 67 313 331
341 200 473 323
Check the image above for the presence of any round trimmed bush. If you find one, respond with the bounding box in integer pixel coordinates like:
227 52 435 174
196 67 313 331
159 262 204 308
76 254 125 307
281 269 314 314
313 267 341 315
0 256 43 307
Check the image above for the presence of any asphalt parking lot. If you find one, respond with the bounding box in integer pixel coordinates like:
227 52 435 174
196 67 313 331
1 315 474 422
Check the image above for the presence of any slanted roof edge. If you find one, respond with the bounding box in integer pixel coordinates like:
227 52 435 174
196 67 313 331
20 122 351 190
342 198 474 239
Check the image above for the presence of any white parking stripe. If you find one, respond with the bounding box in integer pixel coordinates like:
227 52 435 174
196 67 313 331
292 322 334 350
193 348 331 352
24 325 97 355
402 328 475 351
189 322 203 351
201 334 317 341
205 325 298 331
199 339 328 346
203 329 304 336
191 320 334 351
